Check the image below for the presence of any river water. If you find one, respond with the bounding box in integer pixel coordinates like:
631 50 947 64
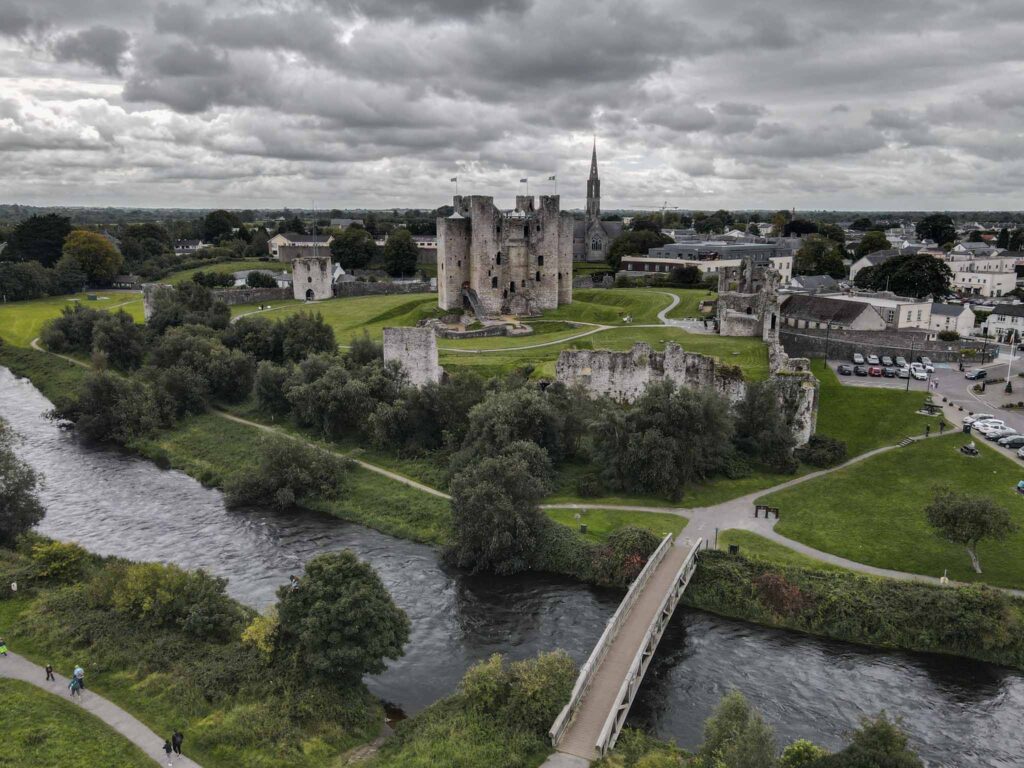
2 366 1022 767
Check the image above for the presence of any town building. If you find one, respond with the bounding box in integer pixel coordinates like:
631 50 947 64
981 303 1024 343
619 242 793 281
572 141 623 263
268 232 334 262
848 249 899 282
941 251 1018 298
111 274 142 289
330 218 364 229
787 274 841 294
173 239 210 255
779 294 887 331
232 269 292 289
436 194 573 317
929 303 975 337
825 293 932 330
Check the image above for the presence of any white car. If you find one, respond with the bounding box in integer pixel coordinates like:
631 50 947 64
910 368 928 380
985 427 1018 441
852 353 865 365
919 357 935 371
1018 446 1024 459
975 420 1008 435
867 354 880 365
964 413 995 425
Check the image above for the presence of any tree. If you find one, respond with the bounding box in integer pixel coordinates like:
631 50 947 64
853 253 951 298
733 381 797 473
1010 229 1024 252
383 228 418 276
771 209 792 235
224 435 350 509
8 213 72 267
57 230 124 283
607 229 673 272
0 261 54 301
818 223 846 245
996 228 1010 249
190 270 234 288
782 219 818 237
121 222 171 266
56 371 159 444
698 691 776 768
916 214 956 247
850 217 874 231
449 441 553 574
794 236 845 278
925 487 1016 573
809 715 922 768
854 230 892 259
280 311 336 362
330 226 378 270
91 311 146 370
780 740 828 768
203 210 240 244
967 230 985 243
147 283 231 334
0 418 45 547
246 270 277 288
275 550 409 682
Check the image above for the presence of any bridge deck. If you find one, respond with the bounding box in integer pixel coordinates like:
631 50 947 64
556 542 690 761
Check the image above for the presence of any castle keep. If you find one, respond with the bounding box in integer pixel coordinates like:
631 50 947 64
437 194 574 317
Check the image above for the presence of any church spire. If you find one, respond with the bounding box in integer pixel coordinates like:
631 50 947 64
586 137 600 218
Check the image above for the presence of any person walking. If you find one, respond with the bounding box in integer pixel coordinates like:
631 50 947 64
45 663 54 681
68 676 81 697
940 421 946 435
925 425 931 438
73 664 85 690
172 730 184 756
163 739 174 766
0 638 7 657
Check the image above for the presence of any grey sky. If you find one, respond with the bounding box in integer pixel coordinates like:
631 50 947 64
0 0 1022 210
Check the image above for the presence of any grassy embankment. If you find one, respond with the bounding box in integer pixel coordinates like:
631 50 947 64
0 291 144 348
0 679 156 768
762 434 1024 590
716 530 849 572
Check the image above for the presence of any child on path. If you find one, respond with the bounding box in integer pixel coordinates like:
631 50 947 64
45 663 54 681
163 739 174 766
0 639 7 656
68 677 81 697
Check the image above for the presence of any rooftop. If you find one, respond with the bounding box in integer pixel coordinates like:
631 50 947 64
781 294 877 324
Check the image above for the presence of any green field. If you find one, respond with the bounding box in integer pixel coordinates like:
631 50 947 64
763 435 1024 588
0 679 155 768
812 359 934 456
165 259 283 284
663 287 717 320
0 292 143 347
716 529 848 571
545 507 687 542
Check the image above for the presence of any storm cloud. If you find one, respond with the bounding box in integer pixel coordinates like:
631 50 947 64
1 0 1023 209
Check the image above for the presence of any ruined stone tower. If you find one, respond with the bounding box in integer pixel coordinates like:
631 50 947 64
292 254 333 301
436 194 574 317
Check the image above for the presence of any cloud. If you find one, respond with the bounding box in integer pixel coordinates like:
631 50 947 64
51 25 130 75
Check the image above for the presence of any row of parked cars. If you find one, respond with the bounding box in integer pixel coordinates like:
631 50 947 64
963 413 1024 457
838 354 935 380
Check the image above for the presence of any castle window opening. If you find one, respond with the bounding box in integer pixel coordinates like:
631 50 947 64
535 271 541 282
496 252 502 265
509 282 515 294
591 238 602 251
538 254 544 266
491 276 498 288
745 306 752 314
524 226 529 238
308 276 312 283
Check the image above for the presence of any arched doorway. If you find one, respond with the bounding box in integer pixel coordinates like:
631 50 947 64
306 288 315 301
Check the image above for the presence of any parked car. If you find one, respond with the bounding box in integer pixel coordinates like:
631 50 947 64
837 364 853 375
1017 445 1024 459
852 353 865 365
868 366 883 377
964 413 995 425
911 368 928 380
867 354 881 365
985 427 1018 441
883 366 897 378
916 357 935 372
854 365 869 376
881 356 894 366
998 435 1024 448
975 420 1007 434
965 369 988 380
897 366 910 379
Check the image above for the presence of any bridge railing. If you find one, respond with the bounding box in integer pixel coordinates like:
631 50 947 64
594 538 703 757
548 532 675 747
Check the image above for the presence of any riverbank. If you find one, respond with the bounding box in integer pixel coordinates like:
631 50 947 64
684 550 1024 671
0 539 380 768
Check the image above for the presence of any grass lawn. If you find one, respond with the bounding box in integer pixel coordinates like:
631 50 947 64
716 529 849 572
545 507 687 543
165 259 284 284
663 288 716 320
812 359 935 456
543 288 675 325
0 292 143 347
763 434 1024 589
133 412 452 545
572 261 612 277
0 345 90 404
0 679 155 768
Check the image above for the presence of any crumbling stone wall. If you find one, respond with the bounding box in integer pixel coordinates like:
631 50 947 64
212 287 291 306
141 283 171 321
717 259 781 339
383 327 444 387
556 339 818 446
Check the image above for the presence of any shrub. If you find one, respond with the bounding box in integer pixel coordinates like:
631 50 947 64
795 435 848 468
30 541 88 583
937 330 960 341
55 371 159 444
576 471 605 498
0 420 45 548
460 653 510 714
224 435 351 509
40 304 105 353
593 526 662 584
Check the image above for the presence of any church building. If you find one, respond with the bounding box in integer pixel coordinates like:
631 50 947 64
572 140 623 263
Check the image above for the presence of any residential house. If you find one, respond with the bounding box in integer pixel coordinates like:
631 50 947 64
779 294 887 331
982 303 1024 343
941 250 1017 297
232 269 292 289
848 249 900 282
268 232 334 262
788 274 840 294
929 303 975 337
330 218 364 229
951 241 998 257
173 239 210 255
111 274 141 289
828 293 932 330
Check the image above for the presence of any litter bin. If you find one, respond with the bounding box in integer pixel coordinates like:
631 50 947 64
963 424 971 435
728 544 740 555
579 523 587 535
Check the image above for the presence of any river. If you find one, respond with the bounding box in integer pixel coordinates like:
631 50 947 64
2 366 1021 767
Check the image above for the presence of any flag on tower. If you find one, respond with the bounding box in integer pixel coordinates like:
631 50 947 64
519 178 528 183
548 175 556 181
450 177 457 182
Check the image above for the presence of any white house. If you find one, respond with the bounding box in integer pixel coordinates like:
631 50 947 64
824 293 932 330
268 232 334 262
929 303 975 337
982 303 1024 343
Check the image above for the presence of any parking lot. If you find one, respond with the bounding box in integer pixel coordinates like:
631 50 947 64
826 359 937 391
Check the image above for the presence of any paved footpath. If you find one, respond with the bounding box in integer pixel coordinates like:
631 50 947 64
0 652 202 767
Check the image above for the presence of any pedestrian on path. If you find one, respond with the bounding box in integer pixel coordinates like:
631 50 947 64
0 638 7 656
925 425 931 438
172 730 184 756
45 663 54 681
163 739 174 766
73 664 85 690
940 421 946 435
68 676 81 697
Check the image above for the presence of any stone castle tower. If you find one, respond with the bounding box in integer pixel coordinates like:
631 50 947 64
292 254 333 301
437 194 573 317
